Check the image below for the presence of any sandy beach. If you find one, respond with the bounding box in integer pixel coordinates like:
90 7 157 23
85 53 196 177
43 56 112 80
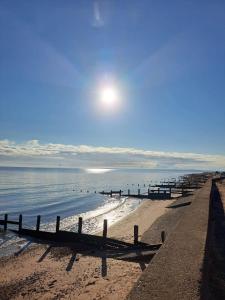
0 198 174 300
105 199 173 242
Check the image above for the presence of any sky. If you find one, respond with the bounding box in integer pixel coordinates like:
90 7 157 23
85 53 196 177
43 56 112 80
0 0 225 170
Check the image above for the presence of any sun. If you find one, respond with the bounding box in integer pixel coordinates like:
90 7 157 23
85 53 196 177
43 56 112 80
100 86 119 109
94 80 124 115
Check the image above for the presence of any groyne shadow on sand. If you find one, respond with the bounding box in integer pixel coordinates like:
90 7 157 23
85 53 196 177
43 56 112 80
200 179 225 299
37 244 154 276
166 201 192 209
11 237 156 277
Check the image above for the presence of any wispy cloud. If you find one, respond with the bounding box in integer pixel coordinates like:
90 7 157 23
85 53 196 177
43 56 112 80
92 0 104 28
0 139 224 170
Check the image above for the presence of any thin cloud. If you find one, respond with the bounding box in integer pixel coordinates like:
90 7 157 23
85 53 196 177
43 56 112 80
0 139 224 170
92 0 104 28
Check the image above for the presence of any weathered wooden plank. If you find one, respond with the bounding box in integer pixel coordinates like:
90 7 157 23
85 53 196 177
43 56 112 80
78 217 82 234
134 225 138 245
56 216 60 232
19 214 22 231
4 220 19 225
36 215 41 231
103 219 107 239
4 214 8 230
11 228 161 251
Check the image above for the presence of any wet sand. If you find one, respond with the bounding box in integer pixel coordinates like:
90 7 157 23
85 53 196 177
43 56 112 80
0 198 174 300
105 199 173 242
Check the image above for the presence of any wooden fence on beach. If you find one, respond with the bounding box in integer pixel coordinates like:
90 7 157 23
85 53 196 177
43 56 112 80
0 213 165 252
99 184 198 199
0 176 209 254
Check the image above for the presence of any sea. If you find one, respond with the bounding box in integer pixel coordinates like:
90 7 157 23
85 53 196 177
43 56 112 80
0 166 191 256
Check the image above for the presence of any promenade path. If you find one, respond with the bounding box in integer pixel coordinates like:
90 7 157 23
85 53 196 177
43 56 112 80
128 180 212 300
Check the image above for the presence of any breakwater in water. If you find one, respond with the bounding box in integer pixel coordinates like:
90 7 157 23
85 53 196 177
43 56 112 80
0 167 193 256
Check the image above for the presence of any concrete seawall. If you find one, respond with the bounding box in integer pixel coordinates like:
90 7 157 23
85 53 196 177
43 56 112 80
128 180 212 300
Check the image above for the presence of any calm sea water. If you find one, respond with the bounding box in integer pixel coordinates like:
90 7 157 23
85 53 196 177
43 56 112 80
0 167 189 256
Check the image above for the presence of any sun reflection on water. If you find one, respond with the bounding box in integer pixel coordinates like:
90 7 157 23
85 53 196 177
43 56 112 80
85 168 114 174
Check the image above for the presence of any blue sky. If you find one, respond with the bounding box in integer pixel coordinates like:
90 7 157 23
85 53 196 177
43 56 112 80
0 1 225 170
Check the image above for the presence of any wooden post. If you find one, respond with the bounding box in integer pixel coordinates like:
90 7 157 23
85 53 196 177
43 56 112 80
110 190 113 197
56 216 60 233
103 219 107 239
169 187 172 195
119 190 122 197
36 215 41 231
4 214 8 231
161 231 166 243
19 214 22 232
128 189 130 196
134 225 138 245
138 188 140 196
78 217 82 234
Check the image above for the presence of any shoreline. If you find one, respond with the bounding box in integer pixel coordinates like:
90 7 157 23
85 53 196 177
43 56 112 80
0 195 170 259
0 196 140 257
0 197 175 300
100 198 174 243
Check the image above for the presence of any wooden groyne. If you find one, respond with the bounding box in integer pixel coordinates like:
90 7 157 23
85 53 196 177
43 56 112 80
0 214 22 231
100 190 172 199
70 173 210 196
98 174 210 200
0 175 207 251
0 214 164 254
100 190 123 197
100 187 189 200
124 189 172 200
152 183 201 189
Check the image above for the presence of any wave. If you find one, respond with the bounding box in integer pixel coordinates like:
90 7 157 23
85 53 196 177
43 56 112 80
41 196 128 232
0 196 140 257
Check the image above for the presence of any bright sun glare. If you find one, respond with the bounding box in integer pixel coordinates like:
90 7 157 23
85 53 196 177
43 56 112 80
100 86 119 109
